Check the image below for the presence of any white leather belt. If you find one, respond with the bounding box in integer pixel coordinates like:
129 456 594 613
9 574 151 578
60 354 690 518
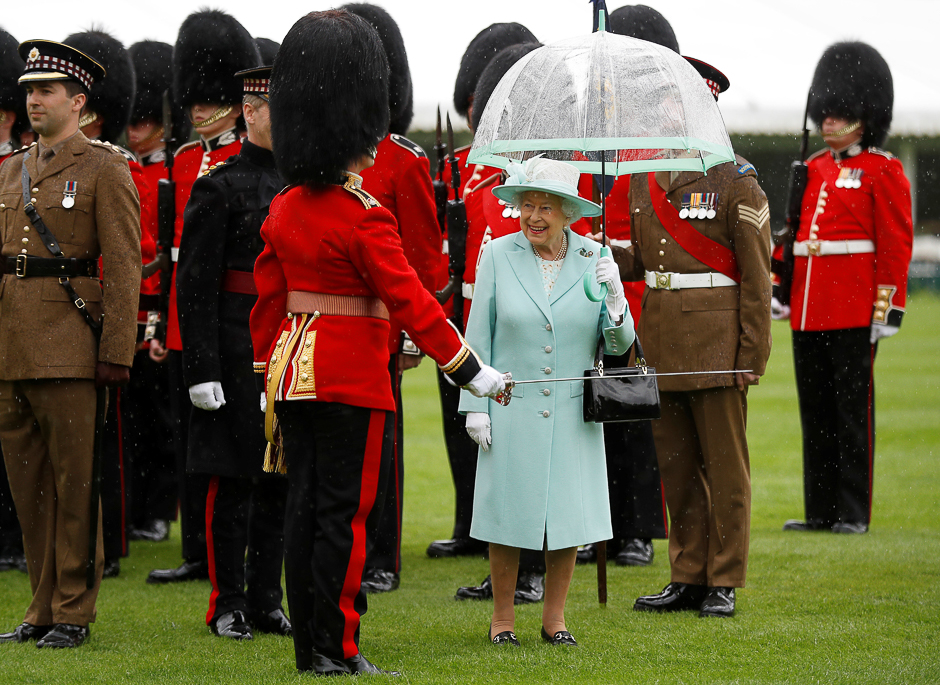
793 239 875 257
645 271 738 290
462 282 474 300
171 247 180 262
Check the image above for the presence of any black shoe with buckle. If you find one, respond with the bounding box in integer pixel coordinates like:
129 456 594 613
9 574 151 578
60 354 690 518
250 607 291 636
699 587 735 618
345 653 401 675
426 537 487 558
360 568 400 594
832 521 868 534
489 629 520 647
616 538 654 566
541 626 578 646
456 575 493 601
36 624 89 648
212 611 253 640
634 582 707 613
514 572 544 604
146 560 209 584
0 622 52 643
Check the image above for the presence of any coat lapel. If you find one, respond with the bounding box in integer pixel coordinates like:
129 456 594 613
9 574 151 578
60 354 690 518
506 232 553 324
549 230 593 305
33 133 85 185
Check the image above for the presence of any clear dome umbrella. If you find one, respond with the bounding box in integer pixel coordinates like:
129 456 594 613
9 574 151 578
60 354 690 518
468 13 736 299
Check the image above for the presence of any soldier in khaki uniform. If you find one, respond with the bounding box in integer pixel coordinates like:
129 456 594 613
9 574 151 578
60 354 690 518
0 40 141 648
601 59 771 619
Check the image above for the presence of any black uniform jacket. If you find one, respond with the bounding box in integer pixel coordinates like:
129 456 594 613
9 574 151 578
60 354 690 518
177 140 283 478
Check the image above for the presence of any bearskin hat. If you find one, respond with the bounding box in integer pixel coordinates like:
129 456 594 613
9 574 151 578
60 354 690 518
454 23 537 119
608 5 679 53
0 27 28 141
341 4 412 135
254 37 279 66
270 10 388 186
129 40 190 148
63 30 135 144
808 41 893 149
173 9 261 110
470 42 541 132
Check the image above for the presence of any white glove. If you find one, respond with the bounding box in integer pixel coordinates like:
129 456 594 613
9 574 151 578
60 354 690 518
870 323 899 344
466 412 492 451
189 381 226 411
260 392 267 413
596 256 627 320
771 296 791 321
465 364 506 398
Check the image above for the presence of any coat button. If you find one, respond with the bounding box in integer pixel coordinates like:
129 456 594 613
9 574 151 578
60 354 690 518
23 227 29 232
21 237 28 244
542 410 550 418
544 345 552 353
660 238 666 244
542 389 550 396
659 265 664 270
544 367 552 374
287 312 293 320
659 250 665 256
32 187 39 193
20 248 27 254
635 208 640 213
301 356 308 364
300 373 309 382
545 323 552 331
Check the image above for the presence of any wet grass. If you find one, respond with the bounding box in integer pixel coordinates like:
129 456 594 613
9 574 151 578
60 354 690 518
2 294 939 683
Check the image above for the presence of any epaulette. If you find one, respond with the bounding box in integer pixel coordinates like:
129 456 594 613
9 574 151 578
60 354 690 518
390 134 426 159
807 148 828 162
111 143 139 164
277 184 297 197
9 143 35 158
202 158 235 176
89 139 125 156
868 147 895 159
174 140 202 157
343 176 381 209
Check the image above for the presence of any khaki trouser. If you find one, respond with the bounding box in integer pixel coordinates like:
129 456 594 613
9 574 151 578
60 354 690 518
0 378 104 626
652 387 751 588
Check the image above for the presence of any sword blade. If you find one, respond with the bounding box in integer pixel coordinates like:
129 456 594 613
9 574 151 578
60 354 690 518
510 370 753 384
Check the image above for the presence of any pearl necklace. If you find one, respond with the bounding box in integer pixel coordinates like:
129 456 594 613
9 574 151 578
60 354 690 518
533 230 568 261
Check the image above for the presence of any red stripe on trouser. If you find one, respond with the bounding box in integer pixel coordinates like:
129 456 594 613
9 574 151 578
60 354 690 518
205 475 221 625
867 345 875 519
339 409 385 658
117 389 127 556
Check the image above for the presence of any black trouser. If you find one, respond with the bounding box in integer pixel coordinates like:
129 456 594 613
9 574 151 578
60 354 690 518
436 368 478 540
279 401 392 667
167 350 210 563
603 419 668 547
365 356 403 574
124 350 177 527
101 388 129 561
792 328 876 526
205 474 287 624
0 443 23 556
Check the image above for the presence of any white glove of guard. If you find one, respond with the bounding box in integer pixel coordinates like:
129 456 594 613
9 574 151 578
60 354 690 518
466 412 492 451
260 391 267 413
465 364 506 398
596 256 627 321
771 296 791 321
870 323 899 344
189 381 226 411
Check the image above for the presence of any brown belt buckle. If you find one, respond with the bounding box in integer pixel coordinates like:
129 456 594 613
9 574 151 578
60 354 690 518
807 240 822 257
15 254 27 278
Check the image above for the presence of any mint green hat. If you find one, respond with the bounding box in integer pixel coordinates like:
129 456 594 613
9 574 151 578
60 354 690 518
492 156 602 218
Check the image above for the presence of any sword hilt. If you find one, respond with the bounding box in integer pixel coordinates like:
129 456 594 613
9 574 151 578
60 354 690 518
494 372 514 406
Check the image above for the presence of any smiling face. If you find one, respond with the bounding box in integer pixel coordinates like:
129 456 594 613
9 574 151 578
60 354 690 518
519 191 567 256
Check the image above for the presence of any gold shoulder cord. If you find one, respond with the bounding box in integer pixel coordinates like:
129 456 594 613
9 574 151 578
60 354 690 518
262 314 310 472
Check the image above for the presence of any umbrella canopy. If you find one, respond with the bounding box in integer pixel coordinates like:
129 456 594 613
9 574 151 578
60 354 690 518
468 29 735 175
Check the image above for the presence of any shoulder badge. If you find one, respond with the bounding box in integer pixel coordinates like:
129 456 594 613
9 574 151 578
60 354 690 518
343 176 381 209
175 140 202 157
390 134 427 159
869 147 895 159
737 163 756 176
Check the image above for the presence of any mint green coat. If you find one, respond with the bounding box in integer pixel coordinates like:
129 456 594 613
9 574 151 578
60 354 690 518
459 230 634 551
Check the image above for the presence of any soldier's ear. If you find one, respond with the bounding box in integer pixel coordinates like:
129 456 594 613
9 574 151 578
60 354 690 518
71 91 87 113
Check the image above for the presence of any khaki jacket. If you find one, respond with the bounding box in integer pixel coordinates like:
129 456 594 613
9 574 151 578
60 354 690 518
0 133 141 380
611 157 772 392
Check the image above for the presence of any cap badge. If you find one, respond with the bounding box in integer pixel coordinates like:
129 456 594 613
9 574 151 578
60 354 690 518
28 48 40 62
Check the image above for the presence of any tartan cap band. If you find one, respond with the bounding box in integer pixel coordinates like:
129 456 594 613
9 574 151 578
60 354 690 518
235 66 272 99
17 40 106 90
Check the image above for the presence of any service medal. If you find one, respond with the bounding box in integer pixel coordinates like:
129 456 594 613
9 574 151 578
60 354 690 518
62 181 77 208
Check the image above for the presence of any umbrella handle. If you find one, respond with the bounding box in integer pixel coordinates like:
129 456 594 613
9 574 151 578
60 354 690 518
583 245 610 302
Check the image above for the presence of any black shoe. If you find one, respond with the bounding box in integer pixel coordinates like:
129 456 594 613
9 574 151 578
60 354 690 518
634 582 707 613
575 543 597 565
782 519 829 532
345 653 401 675
455 575 493 601
832 521 868 534
102 558 120 579
36 624 89 648
489 629 520 647
299 652 351 676
426 537 487 558
212 611 253 640
146 560 209 584
699 587 735 618
541 626 578 646
616 538 654 567
360 568 399 594
250 607 291 636
0 622 52 643
131 519 169 542
514 572 544 604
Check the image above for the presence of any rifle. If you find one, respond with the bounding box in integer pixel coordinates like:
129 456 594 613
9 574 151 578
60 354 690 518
434 114 467 330
152 90 177 343
432 106 448 236
773 96 811 306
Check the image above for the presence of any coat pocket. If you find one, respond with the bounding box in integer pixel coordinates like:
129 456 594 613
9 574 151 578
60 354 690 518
40 192 93 245
681 286 740 312
0 192 20 244
570 380 584 397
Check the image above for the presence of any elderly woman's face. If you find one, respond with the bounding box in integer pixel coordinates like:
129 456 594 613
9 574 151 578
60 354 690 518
519 191 566 253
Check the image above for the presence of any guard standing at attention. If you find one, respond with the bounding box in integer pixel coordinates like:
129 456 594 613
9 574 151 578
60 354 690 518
176 66 290 641
250 11 504 674
0 40 141 648
602 59 772 619
147 10 261 585
777 42 912 535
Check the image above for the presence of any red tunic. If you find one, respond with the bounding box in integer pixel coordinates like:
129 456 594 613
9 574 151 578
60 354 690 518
359 133 444 353
250 177 476 412
789 147 913 332
138 150 167 297
166 132 242 350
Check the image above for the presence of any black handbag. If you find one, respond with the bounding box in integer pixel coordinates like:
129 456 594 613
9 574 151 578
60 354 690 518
583 335 661 423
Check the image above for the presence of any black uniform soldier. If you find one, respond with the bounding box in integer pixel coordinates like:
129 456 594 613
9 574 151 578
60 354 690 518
176 66 290 641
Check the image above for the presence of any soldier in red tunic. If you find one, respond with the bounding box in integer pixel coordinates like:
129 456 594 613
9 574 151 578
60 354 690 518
778 43 913 535
251 11 503 674
0 29 27 166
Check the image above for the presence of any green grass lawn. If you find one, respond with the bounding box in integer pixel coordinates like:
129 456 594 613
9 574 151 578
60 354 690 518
2 295 939 683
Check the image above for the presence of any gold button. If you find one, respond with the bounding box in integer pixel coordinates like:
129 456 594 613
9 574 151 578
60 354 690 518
659 250 665 256
287 312 293 320
271 355 278 364
20 248 27 254
300 373 309 382
660 238 667 244
634 208 640 213
23 227 29 232
301 356 308 364
275 340 282 347
31 198 37 203
32 187 39 193
267 373 271 380
0 203 5 208
659 265 664 270
304 339 312 347
21 237 28 244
